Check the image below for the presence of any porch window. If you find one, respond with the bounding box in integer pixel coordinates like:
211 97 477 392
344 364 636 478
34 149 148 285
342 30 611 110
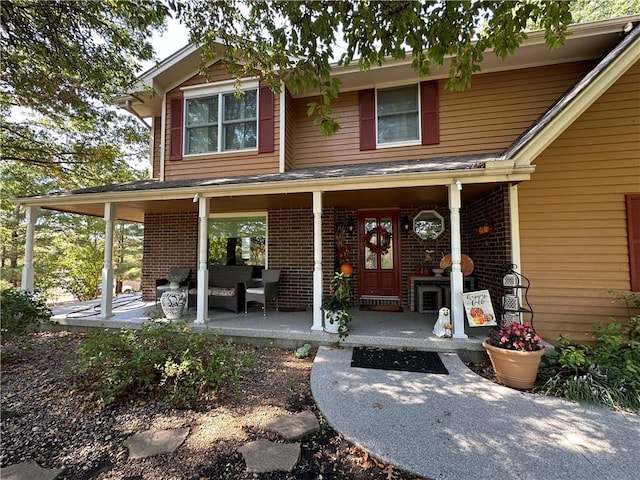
185 89 257 155
377 85 419 145
208 215 266 266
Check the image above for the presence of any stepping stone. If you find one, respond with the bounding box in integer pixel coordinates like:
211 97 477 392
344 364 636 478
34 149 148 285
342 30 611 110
123 427 189 459
238 439 300 473
265 410 320 441
0 461 63 480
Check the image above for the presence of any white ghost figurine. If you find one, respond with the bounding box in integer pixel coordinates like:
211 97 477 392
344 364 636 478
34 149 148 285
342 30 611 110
432 307 451 338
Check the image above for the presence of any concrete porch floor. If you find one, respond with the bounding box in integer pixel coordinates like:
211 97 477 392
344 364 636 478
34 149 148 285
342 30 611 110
50 293 489 362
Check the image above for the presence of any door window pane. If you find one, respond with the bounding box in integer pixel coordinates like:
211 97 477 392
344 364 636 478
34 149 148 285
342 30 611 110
364 218 377 269
380 218 394 269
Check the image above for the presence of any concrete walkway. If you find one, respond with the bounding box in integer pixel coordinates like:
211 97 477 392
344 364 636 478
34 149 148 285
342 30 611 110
311 346 640 480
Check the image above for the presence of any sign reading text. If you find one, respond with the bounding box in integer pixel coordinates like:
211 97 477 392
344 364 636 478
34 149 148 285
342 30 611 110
462 290 497 327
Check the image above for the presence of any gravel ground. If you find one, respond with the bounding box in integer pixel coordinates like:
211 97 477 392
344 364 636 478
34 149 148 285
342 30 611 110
1 331 426 480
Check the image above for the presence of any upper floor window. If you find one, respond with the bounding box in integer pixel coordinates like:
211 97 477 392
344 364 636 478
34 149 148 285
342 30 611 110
359 80 438 151
185 89 257 155
377 85 419 145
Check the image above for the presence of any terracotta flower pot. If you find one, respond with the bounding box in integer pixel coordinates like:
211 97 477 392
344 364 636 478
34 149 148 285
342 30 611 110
482 341 546 390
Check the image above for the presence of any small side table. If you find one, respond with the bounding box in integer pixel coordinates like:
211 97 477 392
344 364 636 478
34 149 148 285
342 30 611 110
416 285 442 314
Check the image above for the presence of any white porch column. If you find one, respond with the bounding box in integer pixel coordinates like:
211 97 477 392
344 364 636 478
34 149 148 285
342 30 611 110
100 203 116 319
195 196 210 324
508 183 521 270
20 206 39 292
311 191 324 331
449 182 468 339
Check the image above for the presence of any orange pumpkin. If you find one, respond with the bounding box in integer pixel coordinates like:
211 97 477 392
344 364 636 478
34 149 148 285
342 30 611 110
340 263 353 277
470 307 484 318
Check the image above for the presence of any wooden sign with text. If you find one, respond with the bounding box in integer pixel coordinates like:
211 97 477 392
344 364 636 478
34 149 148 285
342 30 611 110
461 290 497 327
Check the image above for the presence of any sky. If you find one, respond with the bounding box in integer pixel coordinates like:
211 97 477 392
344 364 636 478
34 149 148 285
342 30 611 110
149 17 190 65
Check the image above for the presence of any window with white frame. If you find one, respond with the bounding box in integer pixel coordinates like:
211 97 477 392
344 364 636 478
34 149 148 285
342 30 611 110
377 85 419 144
185 89 257 155
208 214 266 266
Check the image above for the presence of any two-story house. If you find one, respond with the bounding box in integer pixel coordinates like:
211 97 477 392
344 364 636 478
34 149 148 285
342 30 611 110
18 15 640 344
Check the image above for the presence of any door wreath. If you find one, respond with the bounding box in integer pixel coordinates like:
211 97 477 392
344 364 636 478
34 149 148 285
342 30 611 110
365 225 392 255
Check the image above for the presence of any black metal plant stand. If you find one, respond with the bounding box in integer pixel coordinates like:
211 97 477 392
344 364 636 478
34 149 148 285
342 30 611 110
501 263 534 328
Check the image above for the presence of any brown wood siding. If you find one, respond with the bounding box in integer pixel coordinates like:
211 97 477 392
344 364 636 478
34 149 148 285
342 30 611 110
292 61 594 168
518 62 640 344
152 116 161 178
162 62 280 181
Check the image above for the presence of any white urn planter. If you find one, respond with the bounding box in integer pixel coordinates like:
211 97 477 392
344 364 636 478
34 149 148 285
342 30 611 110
324 311 341 334
160 288 186 321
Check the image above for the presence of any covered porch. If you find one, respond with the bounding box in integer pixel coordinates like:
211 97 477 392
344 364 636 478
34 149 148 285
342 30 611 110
19 156 533 343
49 293 489 362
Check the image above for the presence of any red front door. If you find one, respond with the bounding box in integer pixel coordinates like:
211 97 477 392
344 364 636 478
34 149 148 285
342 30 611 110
358 210 401 298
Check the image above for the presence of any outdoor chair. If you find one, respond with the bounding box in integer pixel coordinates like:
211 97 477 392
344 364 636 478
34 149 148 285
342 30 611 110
155 267 191 304
244 269 280 316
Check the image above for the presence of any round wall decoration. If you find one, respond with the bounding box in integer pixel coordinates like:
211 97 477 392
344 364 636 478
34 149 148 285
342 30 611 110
440 253 474 276
365 226 392 255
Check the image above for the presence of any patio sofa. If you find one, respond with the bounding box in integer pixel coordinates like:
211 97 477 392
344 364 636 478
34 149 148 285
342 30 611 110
188 265 256 313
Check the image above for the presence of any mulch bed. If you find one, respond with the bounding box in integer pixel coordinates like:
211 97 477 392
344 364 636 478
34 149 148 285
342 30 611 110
1 332 428 480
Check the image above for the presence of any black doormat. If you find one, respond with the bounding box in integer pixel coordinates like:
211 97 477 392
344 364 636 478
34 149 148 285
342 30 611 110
351 347 449 374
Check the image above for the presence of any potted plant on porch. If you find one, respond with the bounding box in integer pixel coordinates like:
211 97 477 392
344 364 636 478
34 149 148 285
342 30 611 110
482 321 546 390
322 272 353 339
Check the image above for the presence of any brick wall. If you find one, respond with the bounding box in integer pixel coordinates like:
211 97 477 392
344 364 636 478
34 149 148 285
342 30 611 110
463 185 512 315
142 212 198 300
141 195 511 310
397 205 451 305
266 207 344 309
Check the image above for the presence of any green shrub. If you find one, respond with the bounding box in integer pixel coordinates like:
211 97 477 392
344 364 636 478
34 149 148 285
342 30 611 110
73 322 257 408
0 287 51 337
540 314 640 412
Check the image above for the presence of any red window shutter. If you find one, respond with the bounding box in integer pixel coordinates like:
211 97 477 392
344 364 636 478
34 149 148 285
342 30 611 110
627 194 640 292
258 83 275 153
420 80 439 145
169 98 183 161
359 89 376 151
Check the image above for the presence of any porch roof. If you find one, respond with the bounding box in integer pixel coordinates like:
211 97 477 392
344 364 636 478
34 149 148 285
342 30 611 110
16 153 531 222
